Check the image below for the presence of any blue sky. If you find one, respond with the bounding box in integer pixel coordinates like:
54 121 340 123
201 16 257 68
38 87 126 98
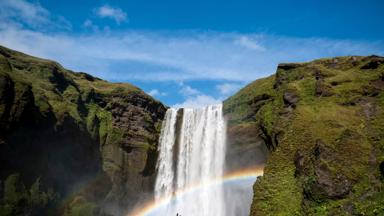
0 0 383 107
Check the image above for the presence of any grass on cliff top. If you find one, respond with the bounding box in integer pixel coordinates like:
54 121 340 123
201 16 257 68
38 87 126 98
0 45 151 124
224 75 275 125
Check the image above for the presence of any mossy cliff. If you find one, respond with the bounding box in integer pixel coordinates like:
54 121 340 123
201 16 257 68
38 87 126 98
224 55 384 215
0 46 166 216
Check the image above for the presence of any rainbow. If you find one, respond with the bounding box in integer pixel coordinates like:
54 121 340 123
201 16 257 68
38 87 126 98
128 166 264 216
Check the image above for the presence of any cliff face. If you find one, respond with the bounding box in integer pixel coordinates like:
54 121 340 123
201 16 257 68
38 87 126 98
225 56 384 215
0 46 167 216
223 78 271 171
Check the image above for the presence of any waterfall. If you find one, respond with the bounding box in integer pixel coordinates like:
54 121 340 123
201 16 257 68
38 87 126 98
154 104 226 216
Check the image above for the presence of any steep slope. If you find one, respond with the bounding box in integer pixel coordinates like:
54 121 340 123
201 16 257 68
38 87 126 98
0 46 166 216
224 56 384 215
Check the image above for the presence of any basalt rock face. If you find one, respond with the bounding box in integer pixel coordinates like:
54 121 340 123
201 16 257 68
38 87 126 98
226 55 384 215
0 46 166 216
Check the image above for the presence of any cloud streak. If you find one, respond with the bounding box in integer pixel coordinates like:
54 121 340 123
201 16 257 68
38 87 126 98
94 5 127 24
1 27 383 84
235 36 265 51
0 0 71 30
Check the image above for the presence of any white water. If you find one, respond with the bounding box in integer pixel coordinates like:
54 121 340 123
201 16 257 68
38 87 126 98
154 104 226 216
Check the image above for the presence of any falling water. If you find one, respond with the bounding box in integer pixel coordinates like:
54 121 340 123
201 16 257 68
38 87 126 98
154 104 226 216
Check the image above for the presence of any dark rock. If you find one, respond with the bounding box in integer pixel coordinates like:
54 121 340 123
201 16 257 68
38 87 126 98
294 151 306 176
380 161 384 177
274 73 286 88
48 66 79 93
242 94 272 121
225 123 268 172
78 72 100 81
314 69 324 80
361 56 384 69
330 81 339 86
308 140 353 200
277 63 303 70
283 90 299 107
0 75 14 126
258 121 275 151
247 94 271 105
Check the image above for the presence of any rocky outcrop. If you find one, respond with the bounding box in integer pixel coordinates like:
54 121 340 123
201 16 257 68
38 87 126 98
299 140 353 201
0 46 166 216
283 90 299 107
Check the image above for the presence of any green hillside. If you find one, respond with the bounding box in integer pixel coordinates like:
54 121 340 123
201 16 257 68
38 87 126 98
224 55 384 215
0 46 166 216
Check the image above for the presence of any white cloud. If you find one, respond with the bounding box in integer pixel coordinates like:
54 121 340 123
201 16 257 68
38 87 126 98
173 94 222 108
235 36 265 51
148 89 167 97
180 85 200 96
216 83 243 96
95 5 127 24
0 0 71 30
1 27 383 84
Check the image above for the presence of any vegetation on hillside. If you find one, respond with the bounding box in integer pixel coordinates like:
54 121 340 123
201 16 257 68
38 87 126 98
224 55 384 215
